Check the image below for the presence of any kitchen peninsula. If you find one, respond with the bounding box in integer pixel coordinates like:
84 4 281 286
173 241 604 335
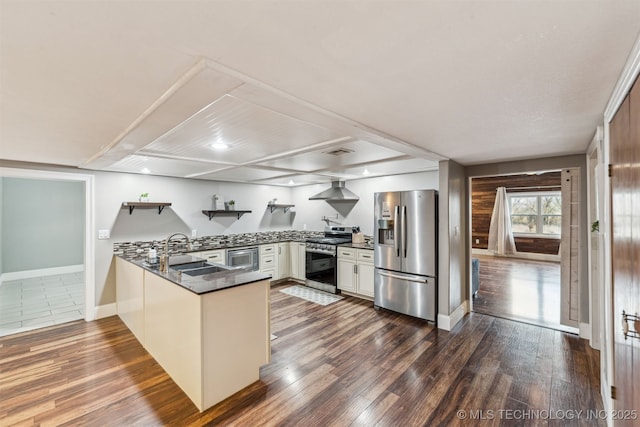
115 254 271 412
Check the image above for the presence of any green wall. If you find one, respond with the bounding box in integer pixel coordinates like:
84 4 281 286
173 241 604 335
2 178 84 272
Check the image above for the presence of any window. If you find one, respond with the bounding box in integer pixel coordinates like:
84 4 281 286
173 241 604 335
509 192 561 236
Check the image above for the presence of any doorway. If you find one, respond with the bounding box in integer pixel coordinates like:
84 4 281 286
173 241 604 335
469 171 577 332
0 168 95 337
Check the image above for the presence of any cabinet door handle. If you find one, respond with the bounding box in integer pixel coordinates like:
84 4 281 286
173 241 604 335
354 264 357 274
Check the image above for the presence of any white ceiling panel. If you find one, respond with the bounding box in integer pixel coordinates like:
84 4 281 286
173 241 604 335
255 174 334 187
105 155 227 178
326 157 440 179
195 166 292 183
139 94 346 165
2 1 639 181
255 140 407 172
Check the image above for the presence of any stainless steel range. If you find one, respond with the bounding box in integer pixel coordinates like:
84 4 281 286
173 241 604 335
305 226 353 294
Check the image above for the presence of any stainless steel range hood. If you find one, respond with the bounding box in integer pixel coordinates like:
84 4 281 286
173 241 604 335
309 180 359 201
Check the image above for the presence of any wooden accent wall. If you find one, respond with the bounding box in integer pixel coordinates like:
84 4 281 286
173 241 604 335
471 172 562 255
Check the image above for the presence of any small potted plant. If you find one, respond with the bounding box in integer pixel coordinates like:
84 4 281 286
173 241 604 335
139 193 149 202
226 200 235 211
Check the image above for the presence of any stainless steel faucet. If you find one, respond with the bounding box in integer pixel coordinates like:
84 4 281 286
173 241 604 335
159 232 192 273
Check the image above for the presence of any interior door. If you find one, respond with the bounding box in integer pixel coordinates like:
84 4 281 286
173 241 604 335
610 76 640 420
560 168 580 328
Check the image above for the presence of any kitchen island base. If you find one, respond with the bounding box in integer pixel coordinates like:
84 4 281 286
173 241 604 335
116 257 270 412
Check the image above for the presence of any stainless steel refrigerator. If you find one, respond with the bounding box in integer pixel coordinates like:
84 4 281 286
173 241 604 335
374 190 437 322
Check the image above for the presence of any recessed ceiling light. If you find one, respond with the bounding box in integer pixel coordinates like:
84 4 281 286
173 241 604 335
363 168 370 175
211 142 229 151
288 180 294 186
141 168 150 174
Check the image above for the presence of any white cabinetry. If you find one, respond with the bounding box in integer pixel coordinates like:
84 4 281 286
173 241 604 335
277 242 290 280
116 256 145 344
356 250 375 297
115 258 270 412
290 242 306 281
190 249 225 265
260 243 277 278
337 247 374 298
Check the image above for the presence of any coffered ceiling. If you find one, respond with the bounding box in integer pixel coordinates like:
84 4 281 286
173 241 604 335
1 1 639 186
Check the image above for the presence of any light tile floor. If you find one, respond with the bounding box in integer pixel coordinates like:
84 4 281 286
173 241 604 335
0 272 84 337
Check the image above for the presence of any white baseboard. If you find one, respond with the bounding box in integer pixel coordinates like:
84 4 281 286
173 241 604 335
1 264 84 282
94 303 117 320
438 300 469 331
472 248 560 262
579 322 592 341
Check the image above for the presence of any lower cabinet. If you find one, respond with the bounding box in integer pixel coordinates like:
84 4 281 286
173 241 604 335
115 257 145 343
115 257 270 412
259 244 277 278
290 242 306 281
337 247 374 298
277 242 290 280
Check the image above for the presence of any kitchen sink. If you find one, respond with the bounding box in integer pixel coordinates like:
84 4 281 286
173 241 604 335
171 260 210 270
181 265 230 276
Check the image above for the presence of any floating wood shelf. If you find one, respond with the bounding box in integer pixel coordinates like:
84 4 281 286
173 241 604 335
202 210 252 220
268 204 295 213
122 202 172 215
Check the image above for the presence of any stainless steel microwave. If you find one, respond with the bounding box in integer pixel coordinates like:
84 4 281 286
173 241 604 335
226 247 259 271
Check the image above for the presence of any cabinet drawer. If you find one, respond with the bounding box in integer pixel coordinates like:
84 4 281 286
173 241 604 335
357 249 374 263
260 244 276 255
191 250 225 263
338 248 356 259
260 254 276 269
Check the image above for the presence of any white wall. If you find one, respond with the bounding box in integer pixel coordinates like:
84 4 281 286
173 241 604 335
291 171 439 234
93 170 296 305
438 160 467 328
0 161 440 310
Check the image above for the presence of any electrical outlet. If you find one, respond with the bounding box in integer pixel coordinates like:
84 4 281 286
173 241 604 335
191 229 197 239
98 229 110 239
303 224 307 230
475 239 480 244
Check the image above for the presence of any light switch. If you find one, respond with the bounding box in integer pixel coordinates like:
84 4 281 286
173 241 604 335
191 229 197 238
98 229 110 239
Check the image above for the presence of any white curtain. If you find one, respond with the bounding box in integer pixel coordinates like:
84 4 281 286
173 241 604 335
488 187 517 255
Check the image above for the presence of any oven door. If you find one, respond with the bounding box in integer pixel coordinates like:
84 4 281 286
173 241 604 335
305 249 337 292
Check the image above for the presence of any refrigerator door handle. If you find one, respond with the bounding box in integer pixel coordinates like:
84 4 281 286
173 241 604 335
402 205 407 258
394 205 400 257
377 270 429 283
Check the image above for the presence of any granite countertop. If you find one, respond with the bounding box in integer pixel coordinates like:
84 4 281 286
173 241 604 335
121 254 271 295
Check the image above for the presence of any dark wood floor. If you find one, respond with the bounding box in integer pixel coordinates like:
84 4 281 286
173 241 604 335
1 281 603 426
472 254 571 332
